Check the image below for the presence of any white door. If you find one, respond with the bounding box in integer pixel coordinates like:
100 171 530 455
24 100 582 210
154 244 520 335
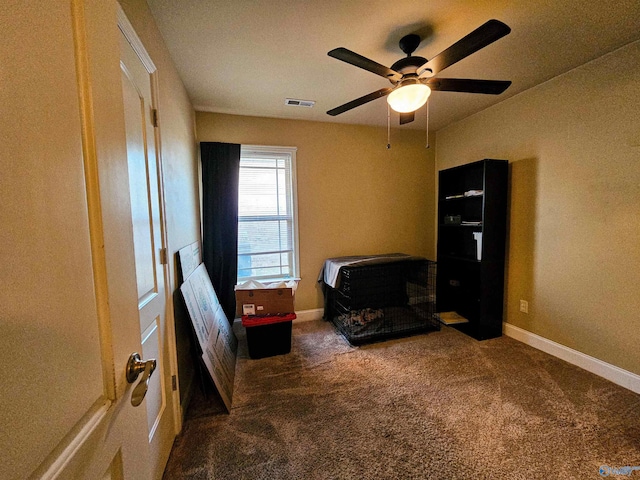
0 1 169 479
118 11 178 479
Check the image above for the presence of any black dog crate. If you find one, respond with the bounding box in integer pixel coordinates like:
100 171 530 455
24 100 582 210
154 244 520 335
325 258 438 345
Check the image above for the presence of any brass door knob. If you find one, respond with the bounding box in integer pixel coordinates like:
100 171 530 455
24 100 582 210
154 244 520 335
126 352 157 407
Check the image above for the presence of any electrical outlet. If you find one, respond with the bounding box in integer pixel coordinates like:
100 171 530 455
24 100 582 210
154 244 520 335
519 300 529 314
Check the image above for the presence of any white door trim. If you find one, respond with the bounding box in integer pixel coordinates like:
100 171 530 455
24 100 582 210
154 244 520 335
116 6 156 73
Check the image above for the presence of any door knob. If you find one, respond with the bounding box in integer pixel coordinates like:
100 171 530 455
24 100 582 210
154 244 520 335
126 352 157 407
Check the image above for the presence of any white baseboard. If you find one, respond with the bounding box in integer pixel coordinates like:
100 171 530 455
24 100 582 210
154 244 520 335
294 308 324 323
503 322 640 395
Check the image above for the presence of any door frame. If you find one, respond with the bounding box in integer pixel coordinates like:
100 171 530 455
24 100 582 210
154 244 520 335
116 4 182 436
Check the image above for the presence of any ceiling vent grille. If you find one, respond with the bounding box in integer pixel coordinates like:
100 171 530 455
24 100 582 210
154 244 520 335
285 98 315 108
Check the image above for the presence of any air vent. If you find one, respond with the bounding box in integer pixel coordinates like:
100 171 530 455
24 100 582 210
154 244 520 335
285 98 315 108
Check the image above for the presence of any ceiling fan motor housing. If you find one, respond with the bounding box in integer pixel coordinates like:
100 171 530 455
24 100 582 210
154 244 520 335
390 56 428 81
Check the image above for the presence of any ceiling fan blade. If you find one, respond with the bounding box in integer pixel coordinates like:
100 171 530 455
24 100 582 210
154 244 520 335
426 78 512 94
417 19 510 77
327 88 393 116
399 112 415 125
328 48 402 82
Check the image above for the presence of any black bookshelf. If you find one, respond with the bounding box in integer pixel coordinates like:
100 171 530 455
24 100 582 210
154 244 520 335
436 159 508 340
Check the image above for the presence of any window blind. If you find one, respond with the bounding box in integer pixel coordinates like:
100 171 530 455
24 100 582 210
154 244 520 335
237 148 297 282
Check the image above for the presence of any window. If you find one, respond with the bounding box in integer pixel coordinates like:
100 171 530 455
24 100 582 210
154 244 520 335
237 145 299 283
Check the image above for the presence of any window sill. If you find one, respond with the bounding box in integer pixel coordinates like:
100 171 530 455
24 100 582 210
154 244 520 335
236 277 300 287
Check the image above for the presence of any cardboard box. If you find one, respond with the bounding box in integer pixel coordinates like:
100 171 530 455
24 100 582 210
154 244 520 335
235 288 294 317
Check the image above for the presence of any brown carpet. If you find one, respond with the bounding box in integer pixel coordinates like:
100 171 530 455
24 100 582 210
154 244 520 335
163 320 640 479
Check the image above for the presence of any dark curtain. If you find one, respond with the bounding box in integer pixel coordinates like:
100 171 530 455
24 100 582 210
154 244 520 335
200 142 241 323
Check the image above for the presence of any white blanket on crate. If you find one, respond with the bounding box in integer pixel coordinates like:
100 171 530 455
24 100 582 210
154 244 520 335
318 253 414 289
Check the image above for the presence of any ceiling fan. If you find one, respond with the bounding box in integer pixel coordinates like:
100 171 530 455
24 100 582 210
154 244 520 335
326 19 512 125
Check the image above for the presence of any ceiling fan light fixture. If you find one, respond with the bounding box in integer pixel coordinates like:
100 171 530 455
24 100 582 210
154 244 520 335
387 83 431 113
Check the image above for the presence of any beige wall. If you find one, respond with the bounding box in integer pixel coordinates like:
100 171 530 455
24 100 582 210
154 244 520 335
436 40 640 375
119 0 201 407
197 113 436 311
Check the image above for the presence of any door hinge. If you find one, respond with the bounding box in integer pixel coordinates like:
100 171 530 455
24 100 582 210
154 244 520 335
151 108 159 128
159 247 168 265
171 375 177 391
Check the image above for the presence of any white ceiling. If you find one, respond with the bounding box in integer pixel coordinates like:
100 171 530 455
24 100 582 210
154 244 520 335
146 0 640 132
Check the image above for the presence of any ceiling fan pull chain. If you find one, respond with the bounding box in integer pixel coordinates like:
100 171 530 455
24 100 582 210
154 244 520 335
387 103 391 149
425 100 430 149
